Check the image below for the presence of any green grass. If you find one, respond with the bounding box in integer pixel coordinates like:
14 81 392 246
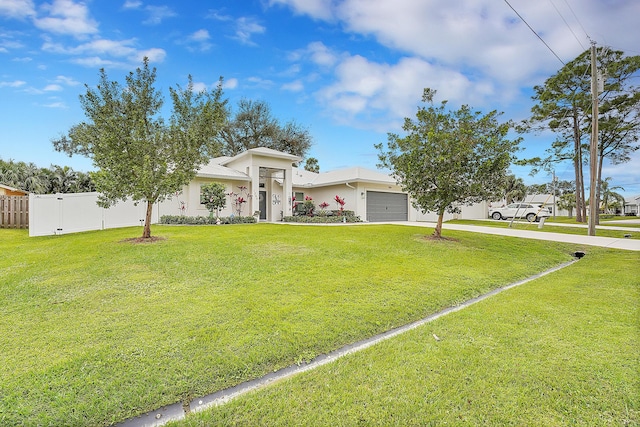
0 224 596 426
542 215 639 225
451 219 640 239
171 248 640 427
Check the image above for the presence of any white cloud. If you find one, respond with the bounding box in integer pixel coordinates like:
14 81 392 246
223 78 238 89
42 37 166 66
191 81 208 93
282 80 304 92
271 0 640 94
233 17 265 45
43 84 63 91
142 5 176 25
40 101 67 108
54 75 81 86
207 9 232 22
137 47 166 62
122 0 142 10
0 80 27 88
71 56 120 68
268 0 334 21
306 41 338 67
316 54 490 130
1 32 26 52
182 29 212 52
34 0 99 37
247 76 274 89
189 29 210 42
0 0 35 19
12 56 32 62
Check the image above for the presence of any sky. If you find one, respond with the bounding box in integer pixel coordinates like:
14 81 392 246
1 0 639 197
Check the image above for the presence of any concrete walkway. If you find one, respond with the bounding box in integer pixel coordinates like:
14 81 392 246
393 221 640 251
280 220 640 250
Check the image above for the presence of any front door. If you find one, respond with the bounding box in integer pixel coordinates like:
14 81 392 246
259 191 267 220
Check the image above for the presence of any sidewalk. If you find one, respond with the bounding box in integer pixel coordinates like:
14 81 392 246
400 221 640 251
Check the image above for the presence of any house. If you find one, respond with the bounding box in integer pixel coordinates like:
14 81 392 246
172 147 486 223
624 196 640 216
0 184 29 196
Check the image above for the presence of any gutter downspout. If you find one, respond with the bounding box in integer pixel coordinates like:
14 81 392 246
346 183 357 219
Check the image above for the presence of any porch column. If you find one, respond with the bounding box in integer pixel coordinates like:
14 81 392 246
249 166 260 217
283 169 293 218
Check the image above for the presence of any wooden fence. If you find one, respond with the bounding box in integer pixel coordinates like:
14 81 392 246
0 196 29 229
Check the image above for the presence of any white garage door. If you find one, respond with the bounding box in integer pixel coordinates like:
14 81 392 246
366 191 408 222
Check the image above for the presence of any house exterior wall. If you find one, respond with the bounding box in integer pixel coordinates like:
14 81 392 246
224 154 295 221
293 182 418 221
415 201 490 222
0 186 28 196
179 178 252 218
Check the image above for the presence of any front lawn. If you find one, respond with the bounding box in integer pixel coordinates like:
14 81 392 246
1 224 581 426
171 248 639 426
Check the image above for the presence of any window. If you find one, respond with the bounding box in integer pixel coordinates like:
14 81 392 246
293 192 304 213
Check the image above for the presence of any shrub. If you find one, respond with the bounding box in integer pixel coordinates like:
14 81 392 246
160 215 256 225
283 210 360 223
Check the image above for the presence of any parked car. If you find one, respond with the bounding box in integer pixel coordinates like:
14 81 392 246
489 203 551 222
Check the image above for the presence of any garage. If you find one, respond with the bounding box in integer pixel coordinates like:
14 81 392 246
366 191 408 222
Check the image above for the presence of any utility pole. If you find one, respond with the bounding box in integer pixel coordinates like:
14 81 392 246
588 42 599 236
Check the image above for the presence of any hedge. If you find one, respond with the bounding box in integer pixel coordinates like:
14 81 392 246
160 215 256 225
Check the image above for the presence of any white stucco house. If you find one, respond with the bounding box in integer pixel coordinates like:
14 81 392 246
168 147 488 223
624 196 640 216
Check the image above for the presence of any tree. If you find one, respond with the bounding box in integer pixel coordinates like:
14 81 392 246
501 174 526 203
200 182 227 219
522 47 640 224
220 99 312 158
48 165 77 193
558 192 576 217
376 88 520 238
304 157 320 173
53 58 228 239
599 177 625 214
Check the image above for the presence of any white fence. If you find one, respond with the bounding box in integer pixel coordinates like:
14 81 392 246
29 192 180 237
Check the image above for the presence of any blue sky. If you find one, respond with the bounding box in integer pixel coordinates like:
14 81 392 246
1 0 639 197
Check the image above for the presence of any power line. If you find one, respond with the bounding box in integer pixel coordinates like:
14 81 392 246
503 0 565 65
561 0 591 42
549 0 585 50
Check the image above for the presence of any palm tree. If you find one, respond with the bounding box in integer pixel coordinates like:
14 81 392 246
600 177 625 215
49 165 78 193
502 174 526 204
21 162 47 193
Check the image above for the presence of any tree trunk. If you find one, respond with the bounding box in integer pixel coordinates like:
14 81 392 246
142 200 153 239
433 212 444 238
572 107 585 223
595 148 604 225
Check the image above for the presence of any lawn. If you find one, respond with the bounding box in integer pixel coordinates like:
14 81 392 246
171 248 639 427
0 224 604 426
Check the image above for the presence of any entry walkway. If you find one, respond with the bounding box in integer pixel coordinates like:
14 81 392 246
397 221 640 251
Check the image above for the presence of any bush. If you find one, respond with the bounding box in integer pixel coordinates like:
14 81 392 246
283 210 361 223
160 215 256 225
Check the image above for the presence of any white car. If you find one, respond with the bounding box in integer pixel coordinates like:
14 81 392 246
489 203 551 222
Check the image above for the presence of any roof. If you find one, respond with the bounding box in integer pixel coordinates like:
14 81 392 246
292 166 398 188
220 147 302 165
0 183 29 195
522 194 555 204
196 159 250 181
194 148 398 188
